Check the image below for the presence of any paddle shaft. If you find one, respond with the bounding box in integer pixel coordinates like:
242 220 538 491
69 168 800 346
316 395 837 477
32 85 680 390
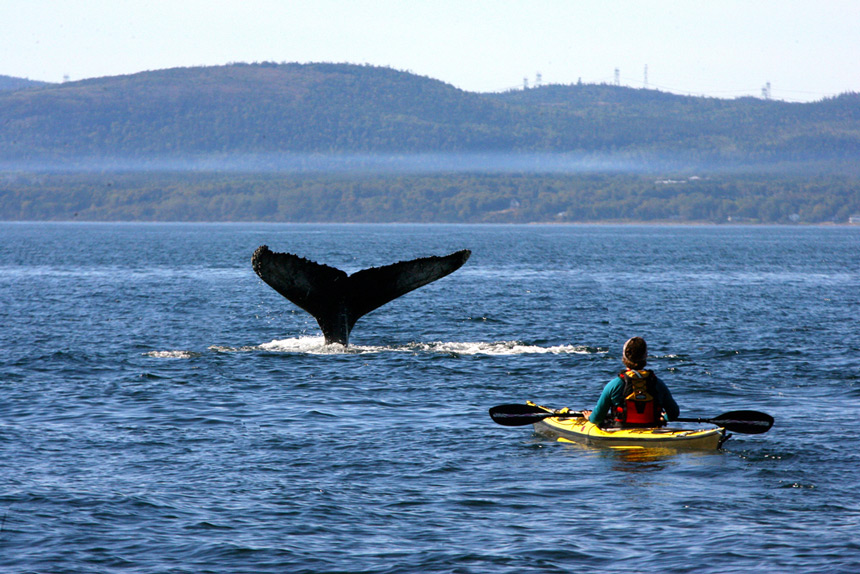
489 404 773 434
674 411 774 434
676 417 730 424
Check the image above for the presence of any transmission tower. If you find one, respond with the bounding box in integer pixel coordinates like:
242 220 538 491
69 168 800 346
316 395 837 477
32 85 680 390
644 65 648 88
614 68 620 86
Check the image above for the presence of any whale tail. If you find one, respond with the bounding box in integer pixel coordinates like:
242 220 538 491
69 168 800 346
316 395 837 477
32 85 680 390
252 246 471 346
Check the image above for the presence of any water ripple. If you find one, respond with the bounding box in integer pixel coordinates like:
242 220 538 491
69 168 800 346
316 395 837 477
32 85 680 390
1 223 858 573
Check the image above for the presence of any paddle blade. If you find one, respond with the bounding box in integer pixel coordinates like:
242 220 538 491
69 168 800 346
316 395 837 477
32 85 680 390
711 410 774 434
489 404 555 426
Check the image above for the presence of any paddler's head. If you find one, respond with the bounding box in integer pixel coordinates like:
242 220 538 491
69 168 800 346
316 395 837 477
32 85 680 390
622 337 647 369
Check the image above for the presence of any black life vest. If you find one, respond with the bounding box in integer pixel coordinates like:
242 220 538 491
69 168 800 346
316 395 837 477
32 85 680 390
613 369 664 428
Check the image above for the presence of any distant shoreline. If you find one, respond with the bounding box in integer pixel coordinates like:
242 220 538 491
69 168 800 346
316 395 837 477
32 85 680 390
2 219 857 227
3 170 858 224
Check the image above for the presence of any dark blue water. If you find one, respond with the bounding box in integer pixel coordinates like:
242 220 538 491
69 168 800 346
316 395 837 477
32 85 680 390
1 223 858 573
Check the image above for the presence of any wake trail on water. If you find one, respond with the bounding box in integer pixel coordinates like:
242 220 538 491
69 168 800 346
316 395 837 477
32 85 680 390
253 337 601 355
146 338 604 357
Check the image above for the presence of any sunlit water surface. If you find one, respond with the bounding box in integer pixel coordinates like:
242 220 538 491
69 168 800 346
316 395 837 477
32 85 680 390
1 223 858 573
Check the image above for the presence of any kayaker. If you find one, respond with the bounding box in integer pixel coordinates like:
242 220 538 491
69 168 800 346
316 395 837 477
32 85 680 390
582 337 680 428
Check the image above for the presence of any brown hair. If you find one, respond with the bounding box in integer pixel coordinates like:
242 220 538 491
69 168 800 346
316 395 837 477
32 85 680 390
622 337 647 369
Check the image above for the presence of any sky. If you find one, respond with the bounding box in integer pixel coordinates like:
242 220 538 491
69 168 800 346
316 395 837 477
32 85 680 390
2 0 859 102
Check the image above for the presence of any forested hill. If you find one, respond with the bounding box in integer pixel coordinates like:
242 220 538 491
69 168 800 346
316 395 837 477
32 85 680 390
0 75 47 92
0 64 518 160
491 85 860 165
1 62 859 168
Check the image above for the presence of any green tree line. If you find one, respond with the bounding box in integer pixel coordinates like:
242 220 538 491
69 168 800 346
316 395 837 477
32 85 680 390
2 171 858 223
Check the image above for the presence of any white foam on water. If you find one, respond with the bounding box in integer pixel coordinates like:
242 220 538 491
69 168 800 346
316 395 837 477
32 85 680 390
257 337 352 354
406 341 598 356
144 350 202 359
237 337 602 356
148 338 603 357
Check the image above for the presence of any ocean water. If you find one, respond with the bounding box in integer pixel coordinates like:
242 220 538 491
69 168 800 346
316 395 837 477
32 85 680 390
0 222 858 573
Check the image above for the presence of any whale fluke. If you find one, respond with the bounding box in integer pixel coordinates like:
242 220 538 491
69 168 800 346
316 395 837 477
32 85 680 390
252 246 471 346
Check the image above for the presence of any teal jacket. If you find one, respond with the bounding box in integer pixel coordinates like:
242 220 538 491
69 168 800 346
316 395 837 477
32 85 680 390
588 372 680 425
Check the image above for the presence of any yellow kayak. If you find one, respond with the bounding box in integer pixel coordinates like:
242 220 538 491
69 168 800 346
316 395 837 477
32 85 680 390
529 404 727 450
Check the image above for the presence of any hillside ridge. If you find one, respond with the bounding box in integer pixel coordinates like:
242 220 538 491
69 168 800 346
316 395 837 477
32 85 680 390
1 62 858 166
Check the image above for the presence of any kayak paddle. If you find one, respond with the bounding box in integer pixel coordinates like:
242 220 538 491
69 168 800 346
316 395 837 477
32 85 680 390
488 404 582 426
489 404 774 434
674 410 774 434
